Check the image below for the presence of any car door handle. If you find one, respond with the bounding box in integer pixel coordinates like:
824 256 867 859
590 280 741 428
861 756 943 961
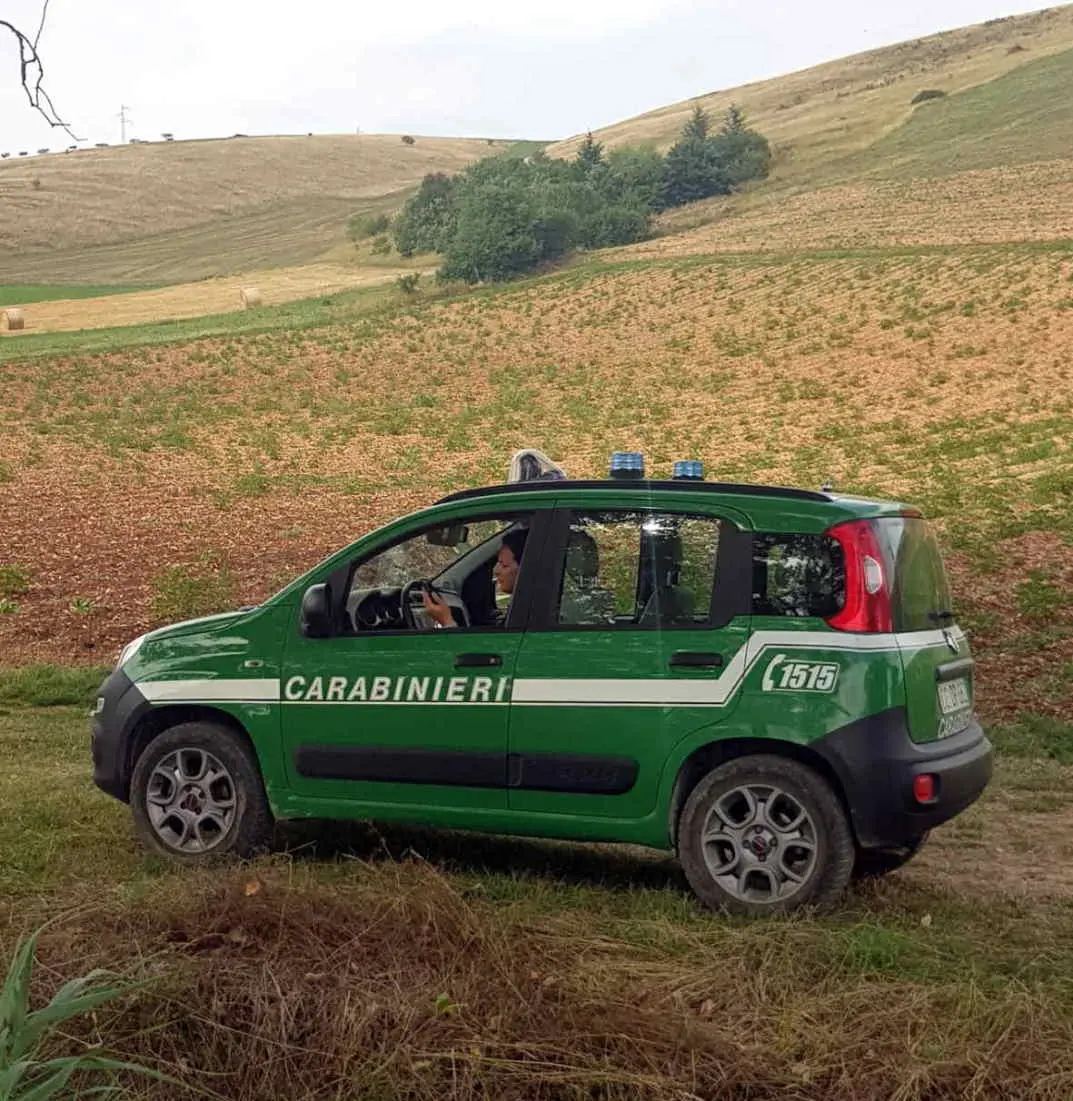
455 653 503 668
669 651 724 669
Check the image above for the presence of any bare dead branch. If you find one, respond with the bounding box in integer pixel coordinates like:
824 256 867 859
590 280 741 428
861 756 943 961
2 3 81 142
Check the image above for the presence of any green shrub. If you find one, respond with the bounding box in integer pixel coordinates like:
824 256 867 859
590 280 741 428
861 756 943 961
346 212 391 241
395 273 421 294
0 565 31 598
370 234 392 256
393 172 459 256
911 89 947 104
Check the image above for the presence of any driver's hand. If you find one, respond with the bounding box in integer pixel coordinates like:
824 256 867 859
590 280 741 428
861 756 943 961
422 589 455 628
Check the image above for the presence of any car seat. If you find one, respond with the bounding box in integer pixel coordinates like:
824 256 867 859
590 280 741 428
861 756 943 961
637 534 696 625
559 527 616 624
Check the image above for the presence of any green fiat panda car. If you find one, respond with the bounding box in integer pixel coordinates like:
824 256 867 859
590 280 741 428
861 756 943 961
92 450 991 914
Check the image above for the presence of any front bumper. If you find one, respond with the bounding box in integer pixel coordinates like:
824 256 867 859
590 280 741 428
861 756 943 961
91 668 150 802
815 707 993 850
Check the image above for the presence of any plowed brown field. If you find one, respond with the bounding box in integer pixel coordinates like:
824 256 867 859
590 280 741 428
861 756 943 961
623 159 1073 258
3 247 1073 721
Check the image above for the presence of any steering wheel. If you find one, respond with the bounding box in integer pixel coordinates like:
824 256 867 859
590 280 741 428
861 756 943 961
400 579 455 629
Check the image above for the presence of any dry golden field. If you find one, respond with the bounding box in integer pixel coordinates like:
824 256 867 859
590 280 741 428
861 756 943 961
0 134 506 284
0 262 430 334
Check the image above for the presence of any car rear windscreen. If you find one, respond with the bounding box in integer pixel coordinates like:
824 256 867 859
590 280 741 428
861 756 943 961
872 517 953 632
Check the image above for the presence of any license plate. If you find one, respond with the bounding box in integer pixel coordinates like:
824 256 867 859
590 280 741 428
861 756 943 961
938 677 971 715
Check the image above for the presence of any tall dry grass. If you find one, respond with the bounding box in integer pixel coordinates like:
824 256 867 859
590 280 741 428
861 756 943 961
15 858 1073 1100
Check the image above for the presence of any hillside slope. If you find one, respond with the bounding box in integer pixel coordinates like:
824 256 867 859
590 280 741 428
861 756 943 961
549 5 1073 183
0 134 508 284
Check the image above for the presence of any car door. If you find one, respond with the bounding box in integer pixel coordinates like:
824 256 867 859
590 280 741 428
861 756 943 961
507 500 752 822
280 506 548 813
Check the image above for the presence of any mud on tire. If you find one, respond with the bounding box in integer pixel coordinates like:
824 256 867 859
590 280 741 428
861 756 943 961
130 721 273 862
678 754 855 916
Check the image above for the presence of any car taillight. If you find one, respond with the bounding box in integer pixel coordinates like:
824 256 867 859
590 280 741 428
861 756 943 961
825 519 893 633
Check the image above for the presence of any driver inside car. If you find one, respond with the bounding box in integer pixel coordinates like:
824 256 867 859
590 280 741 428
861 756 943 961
423 528 527 629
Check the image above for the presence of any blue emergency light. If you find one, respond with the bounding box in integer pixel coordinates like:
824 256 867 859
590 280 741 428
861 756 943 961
672 460 705 481
609 452 645 479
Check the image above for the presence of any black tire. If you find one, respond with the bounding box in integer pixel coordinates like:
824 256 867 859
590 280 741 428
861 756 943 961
853 833 928 880
130 721 273 862
677 754 854 916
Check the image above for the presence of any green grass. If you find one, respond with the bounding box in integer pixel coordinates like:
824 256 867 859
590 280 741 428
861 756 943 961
3 702 1073 1099
850 46 1073 179
0 284 149 307
0 665 110 708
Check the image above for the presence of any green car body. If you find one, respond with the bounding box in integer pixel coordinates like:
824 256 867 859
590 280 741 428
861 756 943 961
92 470 991 913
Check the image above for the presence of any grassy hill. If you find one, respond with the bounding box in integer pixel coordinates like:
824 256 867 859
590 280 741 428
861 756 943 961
0 134 509 284
549 5 1073 179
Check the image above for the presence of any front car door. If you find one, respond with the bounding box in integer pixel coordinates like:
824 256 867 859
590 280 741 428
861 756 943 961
280 505 550 817
507 497 752 823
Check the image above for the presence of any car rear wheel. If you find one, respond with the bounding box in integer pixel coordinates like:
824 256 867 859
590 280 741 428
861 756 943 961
853 833 928 880
130 722 273 862
677 755 854 916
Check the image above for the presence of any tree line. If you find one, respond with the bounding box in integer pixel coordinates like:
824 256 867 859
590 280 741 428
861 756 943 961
361 105 771 284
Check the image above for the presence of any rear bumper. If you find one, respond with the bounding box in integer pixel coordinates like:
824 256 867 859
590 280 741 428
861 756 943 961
815 707 993 850
91 668 150 803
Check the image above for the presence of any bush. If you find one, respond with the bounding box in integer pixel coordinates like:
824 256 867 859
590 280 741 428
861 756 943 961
347 212 391 241
370 234 392 256
393 173 459 257
401 134 416 145
911 89 947 104
395 273 420 294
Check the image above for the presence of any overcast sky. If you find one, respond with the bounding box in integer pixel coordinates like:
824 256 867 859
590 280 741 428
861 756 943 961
0 0 1057 151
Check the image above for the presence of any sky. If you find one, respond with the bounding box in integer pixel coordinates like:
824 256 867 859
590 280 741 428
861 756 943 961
0 0 1059 152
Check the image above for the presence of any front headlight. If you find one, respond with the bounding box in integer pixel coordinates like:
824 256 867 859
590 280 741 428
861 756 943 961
117 634 146 669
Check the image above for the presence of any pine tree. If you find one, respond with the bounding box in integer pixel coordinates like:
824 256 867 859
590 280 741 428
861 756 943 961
681 105 711 143
575 131 605 174
722 104 748 134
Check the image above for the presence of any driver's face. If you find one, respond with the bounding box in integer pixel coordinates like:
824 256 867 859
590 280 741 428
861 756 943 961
493 545 520 595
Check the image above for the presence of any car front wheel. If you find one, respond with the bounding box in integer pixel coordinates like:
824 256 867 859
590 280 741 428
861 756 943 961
130 721 273 862
677 754 854 916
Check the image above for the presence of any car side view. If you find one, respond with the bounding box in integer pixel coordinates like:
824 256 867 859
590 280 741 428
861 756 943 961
92 449 992 915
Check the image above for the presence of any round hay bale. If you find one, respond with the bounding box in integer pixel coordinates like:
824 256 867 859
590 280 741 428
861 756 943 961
240 287 263 309
2 308 25 331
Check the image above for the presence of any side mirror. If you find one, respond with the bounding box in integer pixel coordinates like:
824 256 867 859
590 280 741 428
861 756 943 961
426 522 468 547
300 583 334 638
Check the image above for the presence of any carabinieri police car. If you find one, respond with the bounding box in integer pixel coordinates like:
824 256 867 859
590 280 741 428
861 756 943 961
92 450 992 915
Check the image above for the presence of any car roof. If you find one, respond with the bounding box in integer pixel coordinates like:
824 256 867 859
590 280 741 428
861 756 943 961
438 479 830 505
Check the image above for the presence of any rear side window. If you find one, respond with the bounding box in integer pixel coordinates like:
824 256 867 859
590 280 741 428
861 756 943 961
752 534 845 618
873 517 953 632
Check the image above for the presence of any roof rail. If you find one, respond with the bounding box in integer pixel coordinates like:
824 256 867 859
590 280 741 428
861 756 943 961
437 479 830 505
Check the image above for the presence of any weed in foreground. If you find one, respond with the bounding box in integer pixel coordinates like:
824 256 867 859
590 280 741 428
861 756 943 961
0 928 167 1100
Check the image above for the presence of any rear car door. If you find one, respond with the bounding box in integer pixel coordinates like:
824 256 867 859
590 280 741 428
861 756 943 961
507 499 752 822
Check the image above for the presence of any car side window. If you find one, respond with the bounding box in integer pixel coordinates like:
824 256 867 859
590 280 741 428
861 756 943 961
752 533 845 618
346 514 533 632
556 511 720 628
